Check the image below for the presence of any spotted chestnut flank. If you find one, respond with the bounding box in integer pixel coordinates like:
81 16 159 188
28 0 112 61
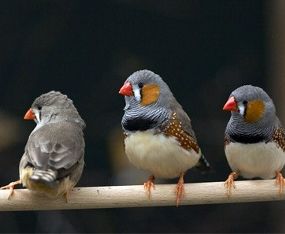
163 112 199 153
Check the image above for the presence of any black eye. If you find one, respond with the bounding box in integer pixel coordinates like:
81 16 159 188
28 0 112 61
138 82 143 88
37 106 42 111
242 100 248 105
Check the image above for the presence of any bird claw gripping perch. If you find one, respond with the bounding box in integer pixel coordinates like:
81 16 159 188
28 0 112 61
176 173 185 207
224 172 238 197
143 175 155 200
275 172 285 195
1 180 22 200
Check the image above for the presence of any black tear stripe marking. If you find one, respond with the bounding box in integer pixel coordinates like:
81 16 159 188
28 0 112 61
228 133 267 144
122 117 158 131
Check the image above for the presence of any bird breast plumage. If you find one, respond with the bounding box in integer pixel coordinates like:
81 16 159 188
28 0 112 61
124 130 201 178
225 141 285 179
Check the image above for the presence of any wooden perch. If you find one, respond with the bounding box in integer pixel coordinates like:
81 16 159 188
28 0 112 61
0 180 284 211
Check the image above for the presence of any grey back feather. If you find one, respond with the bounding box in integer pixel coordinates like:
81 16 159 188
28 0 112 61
22 91 85 184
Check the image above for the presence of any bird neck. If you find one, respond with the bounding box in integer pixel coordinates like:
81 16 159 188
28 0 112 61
122 103 169 132
33 111 85 133
226 113 275 143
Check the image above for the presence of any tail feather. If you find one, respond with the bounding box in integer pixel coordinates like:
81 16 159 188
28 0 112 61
195 154 211 172
29 169 58 187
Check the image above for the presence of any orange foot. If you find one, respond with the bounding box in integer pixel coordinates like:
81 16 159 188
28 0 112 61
176 173 185 207
1 180 21 200
63 191 70 203
224 172 238 197
144 175 155 200
275 171 285 195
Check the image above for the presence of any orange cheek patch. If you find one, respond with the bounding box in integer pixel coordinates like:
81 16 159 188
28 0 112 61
245 100 265 123
141 84 160 106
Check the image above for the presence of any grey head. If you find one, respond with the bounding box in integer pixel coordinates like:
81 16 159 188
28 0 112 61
223 85 278 143
28 91 85 129
119 69 185 133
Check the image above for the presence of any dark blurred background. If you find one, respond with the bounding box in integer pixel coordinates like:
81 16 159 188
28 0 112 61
1 0 285 233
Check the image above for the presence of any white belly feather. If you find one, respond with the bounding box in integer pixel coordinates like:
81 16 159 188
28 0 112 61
225 142 285 179
124 130 201 178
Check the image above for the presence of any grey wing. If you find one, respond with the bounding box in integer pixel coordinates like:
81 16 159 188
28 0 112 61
172 102 197 139
275 117 284 129
25 123 85 179
170 101 211 171
175 107 212 171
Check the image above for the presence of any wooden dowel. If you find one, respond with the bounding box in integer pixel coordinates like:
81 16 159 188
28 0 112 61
0 180 283 211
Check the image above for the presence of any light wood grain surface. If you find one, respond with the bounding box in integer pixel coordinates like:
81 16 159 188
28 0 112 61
0 180 284 211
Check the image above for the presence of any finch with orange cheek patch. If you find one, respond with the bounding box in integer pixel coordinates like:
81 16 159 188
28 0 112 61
119 69 210 206
223 85 285 196
1 91 85 201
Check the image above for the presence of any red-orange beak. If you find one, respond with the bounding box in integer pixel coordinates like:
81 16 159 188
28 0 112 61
223 96 237 111
119 82 133 96
24 108 36 120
